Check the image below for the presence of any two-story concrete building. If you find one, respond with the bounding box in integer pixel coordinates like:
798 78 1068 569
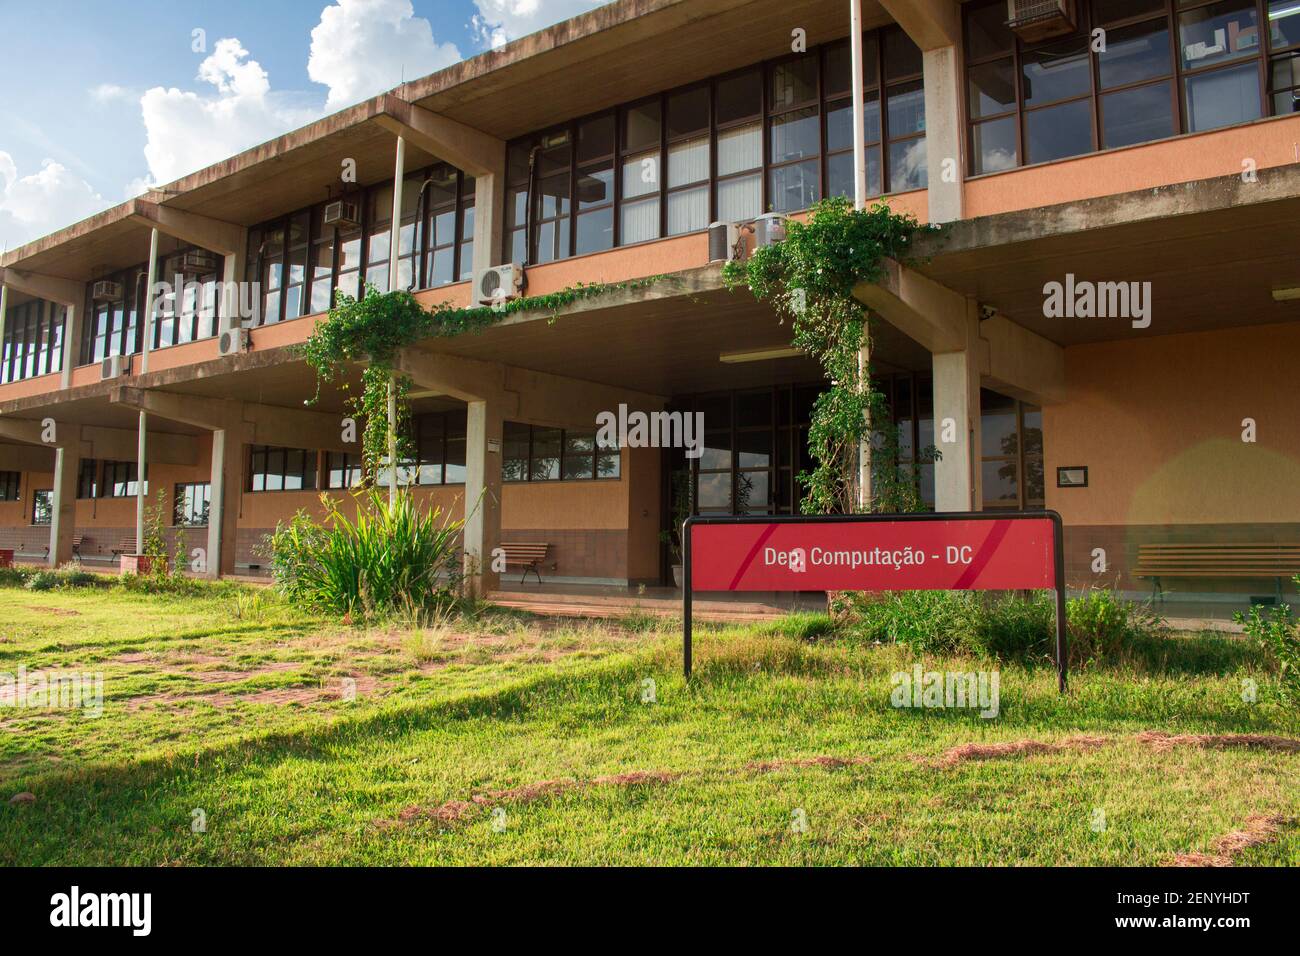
2 0 1298 610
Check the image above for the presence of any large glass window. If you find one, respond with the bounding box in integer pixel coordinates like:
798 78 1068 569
503 27 926 262
174 482 211 527
375 409 469 488
31 489 52 526
0 471 19 501
1 299 64 383
247 446 318 493
102 460 146 498
502 422 620 482
980 390 1045 510
966 0 1289 174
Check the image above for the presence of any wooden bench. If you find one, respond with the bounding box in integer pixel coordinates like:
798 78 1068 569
499 542 550 584
1134 543 1300 603
42 533 84 561
111 536 137 557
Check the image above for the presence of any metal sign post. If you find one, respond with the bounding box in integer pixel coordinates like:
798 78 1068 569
682 511 1069 693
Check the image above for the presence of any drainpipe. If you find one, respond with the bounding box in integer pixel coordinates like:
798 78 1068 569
136 227 159 554
850 0 872 512
386 135 406 507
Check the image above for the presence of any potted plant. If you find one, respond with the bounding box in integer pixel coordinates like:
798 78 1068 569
660 470 693 589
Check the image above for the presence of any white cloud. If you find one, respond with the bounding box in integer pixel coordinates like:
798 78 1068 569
136 38 321 189
89 83 132 103
471 0 608 49
308 0 461 110
0 152 109 250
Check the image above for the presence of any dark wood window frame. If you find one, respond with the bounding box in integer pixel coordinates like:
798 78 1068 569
246 445 319 493
502 421 621 483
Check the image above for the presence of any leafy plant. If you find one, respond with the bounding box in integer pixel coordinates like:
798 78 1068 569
265 490 464 621
724 197 938 514
658 470 694 565
1235 582 1300 703
302 279 665 481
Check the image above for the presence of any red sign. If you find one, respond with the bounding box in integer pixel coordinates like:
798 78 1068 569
689 517 1057 592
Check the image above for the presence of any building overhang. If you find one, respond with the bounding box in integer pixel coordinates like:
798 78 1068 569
914 163 1300 347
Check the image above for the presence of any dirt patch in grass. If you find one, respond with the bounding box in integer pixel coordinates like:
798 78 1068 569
125 674 378 711
27 607 80 617
387 769 681 828
1136 731 1300 754
931 735 1110 767
746 755 871 772
1168 814 1293 867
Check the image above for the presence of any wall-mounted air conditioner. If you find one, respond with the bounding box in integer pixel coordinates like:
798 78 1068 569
101 353 131 380
91 280 122 302
178 251 219 277
754 213 788 249
1006 0 1075 43
708 221 744 264
323 200 360 230
473 264 524 307
218 327 250 356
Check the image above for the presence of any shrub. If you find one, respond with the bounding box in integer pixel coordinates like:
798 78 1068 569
835 587 1164 664
20 563 102 592
1235 589 1300 704
24 570 60 592
266 490 463 621
0 566 32 588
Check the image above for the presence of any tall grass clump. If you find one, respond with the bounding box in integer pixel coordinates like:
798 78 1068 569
1236 578 1300 703
835 587 1165 665
266 491 463 621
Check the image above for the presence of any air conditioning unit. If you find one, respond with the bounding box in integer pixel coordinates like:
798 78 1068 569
708 221 743 263
218 327 250 356
178 251 219 277
91 279 122 302
1006 0 1075 42
323 200 360 230
473 264 524 307
754 212 788 249
100 353 131 380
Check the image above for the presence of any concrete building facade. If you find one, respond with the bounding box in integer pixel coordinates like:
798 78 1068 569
2 0 1298 609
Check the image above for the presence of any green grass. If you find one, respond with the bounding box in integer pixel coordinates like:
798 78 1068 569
0 586 1297 866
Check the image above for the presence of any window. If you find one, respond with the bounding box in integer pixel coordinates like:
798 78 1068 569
966 0 1290 174
502 28 927 262
422 165 460 288
102 461 146 498
32 489 52 526
980 390 1045 510
502 422 620 482
0 471 19 501
2 299 65 384
247 446 318 492
325 452 365 490
154 248 223 347
77 460 97 499
174 482 211 527
364 185 394 293
375 409 468 488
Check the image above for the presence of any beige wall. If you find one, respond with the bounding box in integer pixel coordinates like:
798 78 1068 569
1045 322 1300 528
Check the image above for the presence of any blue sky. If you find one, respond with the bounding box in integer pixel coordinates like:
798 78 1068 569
0 0 606 249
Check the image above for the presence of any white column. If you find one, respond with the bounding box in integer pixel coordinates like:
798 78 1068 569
49 445 79 567
135 227 159 554
932 349 982 513
923 45 964 224
59 300 81 388
851 0 872 512
464 399 503 596
386 135 406 506
207 427 242 579
473 159 506 273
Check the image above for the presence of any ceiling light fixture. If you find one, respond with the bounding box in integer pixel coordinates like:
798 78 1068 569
719 346 804 364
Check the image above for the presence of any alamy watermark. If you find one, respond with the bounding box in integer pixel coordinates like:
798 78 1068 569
891 664 1000 719
595 404 705 459
0 666 103 718
1042 274 1151 329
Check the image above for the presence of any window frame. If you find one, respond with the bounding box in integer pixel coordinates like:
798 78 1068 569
501 421 621 483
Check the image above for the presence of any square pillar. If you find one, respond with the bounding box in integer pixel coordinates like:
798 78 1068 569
49 446 80 566
932 348 982 512
923 45 963 224
473 159 506 273
464 399 503 595
60 296 85 388
207 428 244 578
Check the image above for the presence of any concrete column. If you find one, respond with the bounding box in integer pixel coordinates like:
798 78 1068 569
923 45 964 224
932 348 982 512
220 232 249 333
60 297 84 388
463 398 503 595
49 445 80 567
135 227 159 555
207 428 243 578
0 284 8 384
387 135 406 505
473 159 506 272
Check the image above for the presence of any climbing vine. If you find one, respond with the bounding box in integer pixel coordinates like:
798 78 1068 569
302 278 665 477
723 197 940 514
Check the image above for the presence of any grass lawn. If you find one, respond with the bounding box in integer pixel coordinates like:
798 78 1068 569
0 584 1297 866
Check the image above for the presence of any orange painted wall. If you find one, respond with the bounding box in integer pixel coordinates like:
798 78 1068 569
966 114 1300 219
1045 322 1300 527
